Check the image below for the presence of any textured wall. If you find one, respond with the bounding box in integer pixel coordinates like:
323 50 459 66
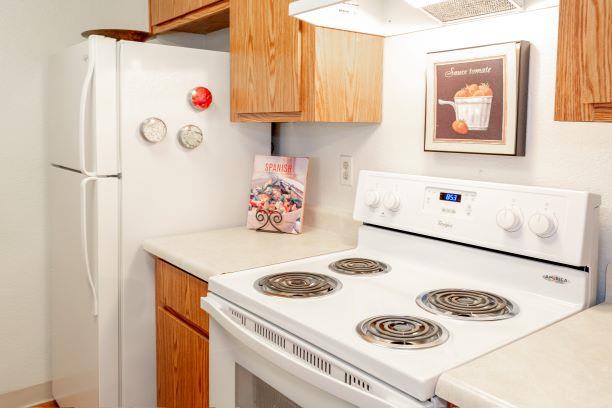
276 7 612 301
0 0 147 395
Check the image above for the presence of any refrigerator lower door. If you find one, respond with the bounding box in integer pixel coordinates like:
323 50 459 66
48 35 118 175
50 167 119 408
117 41 271 407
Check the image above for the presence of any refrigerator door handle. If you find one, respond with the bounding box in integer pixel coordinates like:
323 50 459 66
80 176 99 316
79 38 97 177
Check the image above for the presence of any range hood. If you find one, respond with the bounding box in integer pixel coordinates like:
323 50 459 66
289 0 559 36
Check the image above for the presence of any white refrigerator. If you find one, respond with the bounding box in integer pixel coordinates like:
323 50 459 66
48 35 270 407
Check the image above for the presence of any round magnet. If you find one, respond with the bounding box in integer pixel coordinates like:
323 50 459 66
140 117 167 143
190 87 213 111
178 125 203 149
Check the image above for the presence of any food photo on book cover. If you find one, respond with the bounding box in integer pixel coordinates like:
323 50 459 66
247 155 309 234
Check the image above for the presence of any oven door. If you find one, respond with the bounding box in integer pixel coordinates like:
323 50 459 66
201 294 429 408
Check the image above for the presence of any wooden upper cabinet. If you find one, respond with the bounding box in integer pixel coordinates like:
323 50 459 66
150 0 174 25
230 0 302 117
151 0 217 25
175 0 216 21
555 0 612 122
230 0 383 123
150 0 230 35
311 27 383 122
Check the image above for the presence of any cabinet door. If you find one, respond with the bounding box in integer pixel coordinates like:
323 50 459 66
174 0 218 20
582 0 612 120
157 308 209 408
151 0 218 25
555 0 612 122
313 27 383 122
230 0 303 116
151 0 174 25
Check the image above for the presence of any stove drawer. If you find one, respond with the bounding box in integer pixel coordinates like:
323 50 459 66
202 293 430 408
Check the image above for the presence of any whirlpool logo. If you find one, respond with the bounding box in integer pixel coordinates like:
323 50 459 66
438 220 453 229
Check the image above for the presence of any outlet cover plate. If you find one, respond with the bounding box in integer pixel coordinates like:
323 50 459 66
340 155 353 186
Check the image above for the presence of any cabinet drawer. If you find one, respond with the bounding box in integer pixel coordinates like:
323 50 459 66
156 259 209 333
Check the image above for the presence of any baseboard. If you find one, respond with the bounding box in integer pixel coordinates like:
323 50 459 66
0 381 53 408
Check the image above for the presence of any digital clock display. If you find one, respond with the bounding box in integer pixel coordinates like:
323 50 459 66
439 192 462 203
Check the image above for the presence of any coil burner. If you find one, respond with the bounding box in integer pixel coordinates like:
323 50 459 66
357 315 449 349
255 272 341 298
416 289 519 321
329 258 389 276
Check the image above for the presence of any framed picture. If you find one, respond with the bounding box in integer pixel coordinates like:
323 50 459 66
425 41 530 156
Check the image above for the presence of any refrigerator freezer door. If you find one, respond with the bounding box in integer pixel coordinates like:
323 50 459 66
48 36 119 175
117 41 271 407
50 167 119 407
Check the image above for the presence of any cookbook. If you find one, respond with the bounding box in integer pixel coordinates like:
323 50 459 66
247 155 309 234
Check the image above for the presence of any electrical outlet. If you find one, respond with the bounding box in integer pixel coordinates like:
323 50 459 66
340 155 353 186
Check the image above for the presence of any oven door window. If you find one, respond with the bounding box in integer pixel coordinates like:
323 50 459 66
236 364 301 408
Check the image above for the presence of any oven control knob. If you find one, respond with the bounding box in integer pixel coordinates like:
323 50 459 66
383 192 401 212
496 207 522 232
528 212 557 238
364 190 381 208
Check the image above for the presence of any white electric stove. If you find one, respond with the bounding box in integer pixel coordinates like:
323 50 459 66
202 171 600 408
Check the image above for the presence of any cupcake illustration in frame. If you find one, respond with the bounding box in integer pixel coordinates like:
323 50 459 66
424 41 530 156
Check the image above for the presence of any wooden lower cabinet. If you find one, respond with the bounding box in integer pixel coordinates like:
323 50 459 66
157 308 209 408
156 259 210 408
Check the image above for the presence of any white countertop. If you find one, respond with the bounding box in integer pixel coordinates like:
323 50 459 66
143 225 357 281
436 303 612 408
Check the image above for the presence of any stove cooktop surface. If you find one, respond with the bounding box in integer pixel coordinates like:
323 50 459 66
208 227 588 401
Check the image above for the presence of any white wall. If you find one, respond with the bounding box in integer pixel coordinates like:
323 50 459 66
276 7 612 301
0 0 147 396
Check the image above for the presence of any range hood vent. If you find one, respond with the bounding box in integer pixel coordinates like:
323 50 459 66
422 0 524 23
289 0 557 37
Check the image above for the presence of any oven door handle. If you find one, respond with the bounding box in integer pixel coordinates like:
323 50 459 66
201 295 396 408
